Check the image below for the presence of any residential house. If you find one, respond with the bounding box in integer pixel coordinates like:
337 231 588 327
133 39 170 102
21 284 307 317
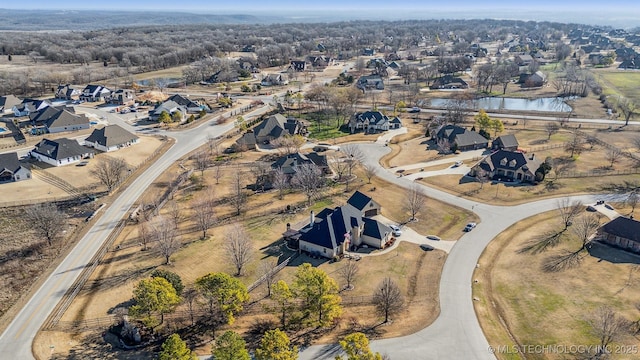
254 114 303 144
31 138 94 167
349 111 402 134
518 71 546 88
307 55 333 70
271 152 329 176
515 54 534 66
0 95 21 114
295 191 392 259
234 131 258 151
149 100 187 122
0 152 31 182
595 216 640 254
435 124 488 151
429 75 469 90
79 85 112 102
469 149 541 183
54 84 80 100
241 45 255 53
492 134 519 151
167 94 209 113
261 73 288 86
363 48 375 56
356 75 384 91
84 124 139 152
290 60 307 72
41 108 91 133
13 99 50 117
108 89 135 106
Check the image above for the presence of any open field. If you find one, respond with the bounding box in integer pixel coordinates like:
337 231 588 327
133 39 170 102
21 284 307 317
474 209 640 360
596 70 640 103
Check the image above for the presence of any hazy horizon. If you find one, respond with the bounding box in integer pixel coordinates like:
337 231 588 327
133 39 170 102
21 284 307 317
2 1 640 28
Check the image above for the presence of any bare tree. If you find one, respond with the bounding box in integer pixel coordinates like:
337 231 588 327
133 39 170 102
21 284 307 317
224 223 254 276
24 203 66 246
207 134 221 156
475 167 489 189
183 287 199 326
271 134 305 155
339 259 359 291
626 192 639 214
330 154 349 181
373 277 404 323
557 198 583 230
589 306 628 354
606 148 623 168
193 150 210 177
212 161 223 185
271 167 289 200
167 200 181 226
436 138 451 154
545 122 560 140
542 213 600 272
138 220 151 251
259 260 279 297
151 216 180 264
362 162 378 184
230 166 247 216
191 193 216 239
633 136 640 153
403 184 427 221
617 97 637 126
564 132 584 157
91 156 128 193
291 163 325 205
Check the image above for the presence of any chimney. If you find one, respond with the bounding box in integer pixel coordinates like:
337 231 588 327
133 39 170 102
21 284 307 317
530 153 535 160
310 211 315 225
286 223 291 231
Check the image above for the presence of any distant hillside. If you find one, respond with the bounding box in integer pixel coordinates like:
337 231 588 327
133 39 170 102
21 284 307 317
0 9 266 30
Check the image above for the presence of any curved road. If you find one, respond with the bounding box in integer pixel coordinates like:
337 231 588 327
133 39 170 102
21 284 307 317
0 104 272 360
299 143 625 360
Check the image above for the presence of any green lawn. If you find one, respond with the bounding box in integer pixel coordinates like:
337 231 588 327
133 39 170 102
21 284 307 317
597 71 640 102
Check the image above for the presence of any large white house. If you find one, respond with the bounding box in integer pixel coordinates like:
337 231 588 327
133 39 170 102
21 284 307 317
84 124 139 152
31 138 94 167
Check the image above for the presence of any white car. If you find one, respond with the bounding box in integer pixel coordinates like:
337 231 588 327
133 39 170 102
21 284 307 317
464 222 477 232
453 161 463 167
389 225 402 237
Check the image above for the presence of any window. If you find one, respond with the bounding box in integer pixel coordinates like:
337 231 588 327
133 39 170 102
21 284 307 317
500 158 507 166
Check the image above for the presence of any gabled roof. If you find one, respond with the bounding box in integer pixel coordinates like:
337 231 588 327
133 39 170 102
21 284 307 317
16 99 50 113
362 217 391 240
254 114 301 140
493 134 519 149
355 111 389 126
483 149 541 173
299 204 362 250
33 138 93 161
85 124 138 147
0 95 21 109
347 191 373 211
152 100 185 115
601 217 640 243
43 109 89 129
167 94 199 108
271 152 327 175
0 152 22 174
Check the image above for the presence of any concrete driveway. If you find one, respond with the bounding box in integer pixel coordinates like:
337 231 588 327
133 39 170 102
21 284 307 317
368 214 456 254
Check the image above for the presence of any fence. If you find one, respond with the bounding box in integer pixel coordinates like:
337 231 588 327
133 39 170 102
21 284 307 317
558 168 640 179
42 219 127 330
247 253 299 292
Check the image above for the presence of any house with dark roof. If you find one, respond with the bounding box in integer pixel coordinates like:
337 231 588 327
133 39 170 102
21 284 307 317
0 152 31 182
518 71 546 88
349 111 402 134
84 124 139 152
469 149 541 183
79 85 112 102
492 134 519 151
271 152 329 176
290 60 307 72
435 124 488 151
40 108 90 133
595 216 640 254
295 191 391 259
12 99 50 117
0 95 21 114
307 55 333 70
254 114 303 144
149 100 187 122
429 75 469 90
31 138 94 167
234 131 258 151
515 54 534 66
356 75 384 90
55 84 80 100
167 94 209 113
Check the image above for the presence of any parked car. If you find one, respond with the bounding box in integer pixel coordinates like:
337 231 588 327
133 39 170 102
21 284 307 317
464 222 477 232
389 225 402 237
426 235 441 241
408 107 421 113
453 161 463 167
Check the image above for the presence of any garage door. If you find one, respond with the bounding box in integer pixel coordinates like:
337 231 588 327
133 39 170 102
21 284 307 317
364 209 378 217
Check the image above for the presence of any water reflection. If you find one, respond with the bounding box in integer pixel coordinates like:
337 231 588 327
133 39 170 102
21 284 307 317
427 97 573 113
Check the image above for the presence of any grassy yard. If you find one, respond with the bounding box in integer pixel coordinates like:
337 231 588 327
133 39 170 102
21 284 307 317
596 70 640 103
474 210 640 360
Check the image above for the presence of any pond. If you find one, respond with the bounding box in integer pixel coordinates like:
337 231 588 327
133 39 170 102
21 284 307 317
426 97 573 113
136 77 182 86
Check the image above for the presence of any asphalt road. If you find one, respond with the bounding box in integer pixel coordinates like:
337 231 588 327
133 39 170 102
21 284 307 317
0 103 272 360
298 143 625 360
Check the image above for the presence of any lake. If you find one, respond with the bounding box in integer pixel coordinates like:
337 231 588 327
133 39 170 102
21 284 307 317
426 97 573 113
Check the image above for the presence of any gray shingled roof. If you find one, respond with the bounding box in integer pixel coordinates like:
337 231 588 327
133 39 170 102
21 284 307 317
44 109 89 129
493 134 519 149
347 191 372 211
85 124 138 147
0 95 21 110
601 217 640 243
33 138 93 161
0 152 21 174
